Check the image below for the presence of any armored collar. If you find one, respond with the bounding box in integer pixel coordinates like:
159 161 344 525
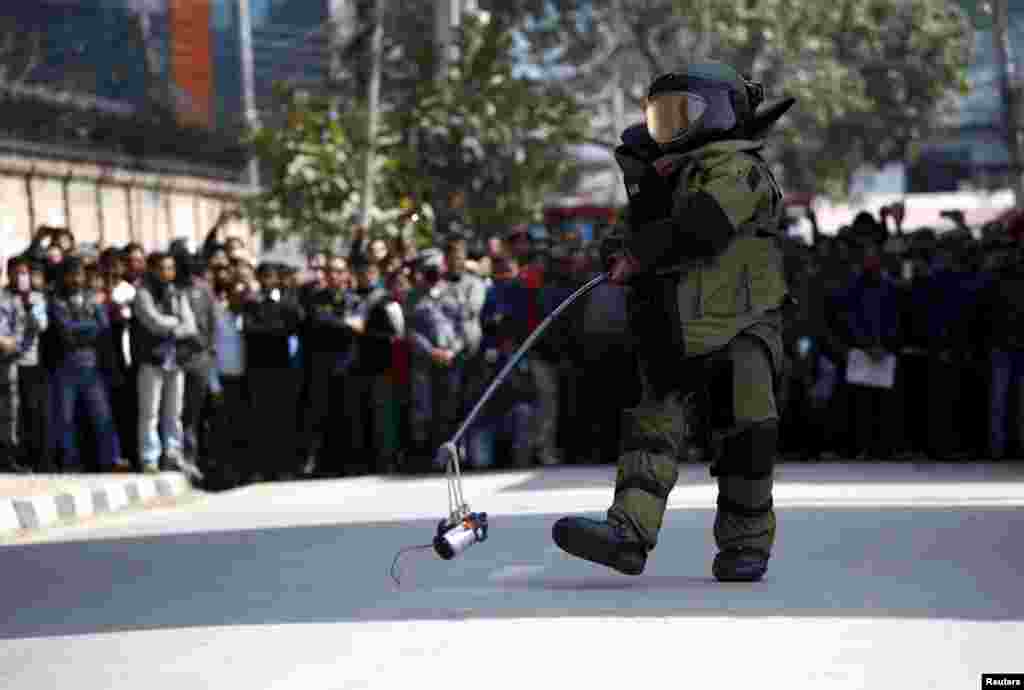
653 139 765 178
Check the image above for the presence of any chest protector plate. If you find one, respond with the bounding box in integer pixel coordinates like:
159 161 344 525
616 140 788 388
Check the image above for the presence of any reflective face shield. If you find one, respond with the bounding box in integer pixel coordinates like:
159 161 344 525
644 91 708 145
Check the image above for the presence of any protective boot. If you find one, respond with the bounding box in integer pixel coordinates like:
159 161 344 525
553 392 685 575
711 421 779 583
712 547 769 582
551 514 648 575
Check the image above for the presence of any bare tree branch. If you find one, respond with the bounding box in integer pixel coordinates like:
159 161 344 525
16 32 41 83
0 28 42 84
572 19 623 79
633 18 668 76
647 16 688 70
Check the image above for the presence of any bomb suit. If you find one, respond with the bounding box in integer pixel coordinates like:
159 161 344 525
553 62 793 582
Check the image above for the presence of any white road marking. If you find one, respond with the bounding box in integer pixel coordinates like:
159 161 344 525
488 564 547 581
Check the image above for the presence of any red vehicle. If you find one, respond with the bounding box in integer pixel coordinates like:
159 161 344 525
543 204 620 245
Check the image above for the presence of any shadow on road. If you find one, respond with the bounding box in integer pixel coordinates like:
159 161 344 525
2 506 1022 640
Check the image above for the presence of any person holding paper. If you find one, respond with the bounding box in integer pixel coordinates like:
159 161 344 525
838 240 904 460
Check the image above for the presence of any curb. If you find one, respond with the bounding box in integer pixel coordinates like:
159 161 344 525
0 473 193 536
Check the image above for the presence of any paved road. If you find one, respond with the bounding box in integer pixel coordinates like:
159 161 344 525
2 463 1023 689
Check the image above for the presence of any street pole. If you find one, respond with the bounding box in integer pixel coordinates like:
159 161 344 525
610 0 627 207
360 0 384 227
993 0 1023 205
238 0 259 192
328 0 357 92
435 0 462 80
611 62 626 207
432 0 464 237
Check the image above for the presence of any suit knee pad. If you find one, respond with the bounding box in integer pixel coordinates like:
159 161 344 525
621 392 689 458
710 420 778 479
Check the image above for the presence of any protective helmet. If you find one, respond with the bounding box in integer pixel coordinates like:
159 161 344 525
644 61 763 152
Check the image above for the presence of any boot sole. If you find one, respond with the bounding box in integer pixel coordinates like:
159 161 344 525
712 570 766 583
712 553 768 583
552 520 647 576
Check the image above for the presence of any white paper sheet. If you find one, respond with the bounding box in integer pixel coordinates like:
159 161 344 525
845 349 897 389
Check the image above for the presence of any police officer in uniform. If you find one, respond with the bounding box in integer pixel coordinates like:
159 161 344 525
553 61 793 582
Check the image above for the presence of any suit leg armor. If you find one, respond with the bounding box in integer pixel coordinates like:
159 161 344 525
707 332 780 580
607 382 689 550
551 363 690 575
591 329 779 578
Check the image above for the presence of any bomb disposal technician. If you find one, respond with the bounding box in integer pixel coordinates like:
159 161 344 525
553 61 792 582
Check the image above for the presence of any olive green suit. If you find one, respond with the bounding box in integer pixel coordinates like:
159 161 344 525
610 139 787 557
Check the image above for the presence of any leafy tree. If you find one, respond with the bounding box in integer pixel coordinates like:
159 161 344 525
500 0 971 196
243 84 354 248
244 83 428 248
700 0 972 196
393 13 590 239
248 12 589 248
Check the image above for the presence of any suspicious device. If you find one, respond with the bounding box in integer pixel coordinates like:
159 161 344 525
389 272 609 580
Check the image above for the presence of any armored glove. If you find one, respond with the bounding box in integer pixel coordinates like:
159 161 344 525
599 228 628 271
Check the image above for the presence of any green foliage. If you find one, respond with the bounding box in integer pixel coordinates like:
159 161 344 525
244 83 364 246
244 82 433 247
504 0 972 196
245 13 588 247
248 0 970 243
694 0 973 194
396 13 590 237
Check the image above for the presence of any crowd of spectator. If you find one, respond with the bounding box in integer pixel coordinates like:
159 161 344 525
780 206 1024 463
1 206 1022 488
0 221 630 487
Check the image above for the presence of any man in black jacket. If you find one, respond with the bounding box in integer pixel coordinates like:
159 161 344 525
296 251 331 469
345 254 405 475
976 238 1024 459
299 254 358 476
243 262 305 480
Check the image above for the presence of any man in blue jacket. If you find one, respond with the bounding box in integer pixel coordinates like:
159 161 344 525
47 256 124 472
838 240 903 460
472 254 540 468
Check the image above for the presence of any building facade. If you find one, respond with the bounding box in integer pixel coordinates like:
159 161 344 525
909 0 1024 192
0 0 342 252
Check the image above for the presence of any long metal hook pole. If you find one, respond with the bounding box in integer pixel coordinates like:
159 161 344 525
449 272 609 449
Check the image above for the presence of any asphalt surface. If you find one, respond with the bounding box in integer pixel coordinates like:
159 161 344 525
2 462 1023 689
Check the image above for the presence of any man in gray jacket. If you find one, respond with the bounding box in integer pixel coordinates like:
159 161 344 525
444 236 487 358
443 236 487 421
176 253 218 471
0 256 47 473
132 252 198 474
409 248 465 468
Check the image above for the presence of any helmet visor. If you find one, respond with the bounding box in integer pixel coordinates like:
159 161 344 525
645 91 708 145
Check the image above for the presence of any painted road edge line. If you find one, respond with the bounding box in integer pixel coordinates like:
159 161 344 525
0 473 192 536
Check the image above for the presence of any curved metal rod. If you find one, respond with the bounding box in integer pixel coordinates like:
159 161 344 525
450 272 609 447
